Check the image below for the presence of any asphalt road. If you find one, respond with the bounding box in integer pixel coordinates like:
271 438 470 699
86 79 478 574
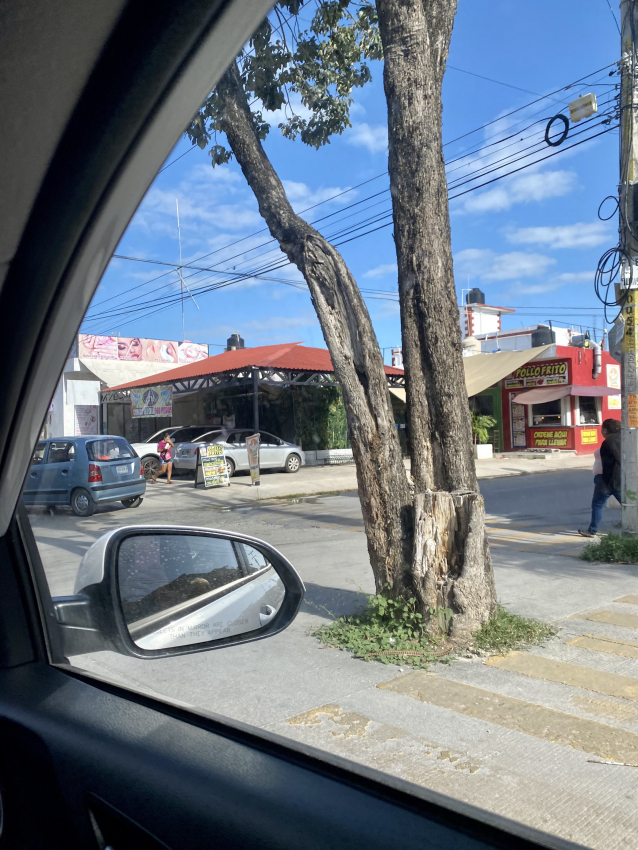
25 468 638 849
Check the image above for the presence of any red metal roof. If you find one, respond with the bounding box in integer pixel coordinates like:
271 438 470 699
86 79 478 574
105 342 404 392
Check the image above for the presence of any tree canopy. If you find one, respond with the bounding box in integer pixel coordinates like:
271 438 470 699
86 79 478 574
186 1 382 163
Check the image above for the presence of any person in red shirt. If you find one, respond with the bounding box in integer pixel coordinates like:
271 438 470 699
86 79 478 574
152 433 174 484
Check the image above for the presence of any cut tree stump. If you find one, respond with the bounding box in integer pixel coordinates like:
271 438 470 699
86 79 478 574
411 490 497 641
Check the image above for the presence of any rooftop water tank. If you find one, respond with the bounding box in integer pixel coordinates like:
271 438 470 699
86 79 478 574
226 332 245 351
466 288 485 305
531 325 556 347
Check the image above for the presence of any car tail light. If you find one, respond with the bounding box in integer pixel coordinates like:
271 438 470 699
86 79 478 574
88 463 102 483
139 461 143 476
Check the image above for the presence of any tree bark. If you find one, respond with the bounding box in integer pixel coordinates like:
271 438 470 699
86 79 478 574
376 0 497 631
215 60 413 591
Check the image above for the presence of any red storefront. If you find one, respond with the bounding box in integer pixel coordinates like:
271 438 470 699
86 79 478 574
500 346 621 455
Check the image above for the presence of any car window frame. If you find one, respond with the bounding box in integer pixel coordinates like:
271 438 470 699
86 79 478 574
0 0 567 843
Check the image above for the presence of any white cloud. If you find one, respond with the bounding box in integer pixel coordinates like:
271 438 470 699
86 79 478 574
462 170 577 213
551 271 594 283
496 270 594 299
346 123 388 154
363 263 397 279
502 281 564 296
282 180 354 213
454 248 556 281
371 300 400 318
505 222 610 249
134 164 262 239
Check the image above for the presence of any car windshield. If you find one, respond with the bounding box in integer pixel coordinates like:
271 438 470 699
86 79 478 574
20 4 629 848
86 438 136 461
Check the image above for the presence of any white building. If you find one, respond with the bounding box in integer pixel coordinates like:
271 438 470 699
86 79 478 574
43 336 209 439
459 289 515 340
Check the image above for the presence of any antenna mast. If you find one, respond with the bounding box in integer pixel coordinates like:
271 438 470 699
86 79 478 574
175 198 199 341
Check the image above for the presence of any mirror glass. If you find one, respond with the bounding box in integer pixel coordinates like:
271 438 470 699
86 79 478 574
117 533 285 650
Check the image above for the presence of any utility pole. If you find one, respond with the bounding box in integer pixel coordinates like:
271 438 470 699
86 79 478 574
620 0 638 532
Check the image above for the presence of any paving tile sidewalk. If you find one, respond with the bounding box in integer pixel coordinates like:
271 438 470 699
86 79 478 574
164 451 594 507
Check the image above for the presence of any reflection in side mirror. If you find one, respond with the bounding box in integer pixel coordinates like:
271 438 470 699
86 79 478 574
52 527 304 659
118 535 285 650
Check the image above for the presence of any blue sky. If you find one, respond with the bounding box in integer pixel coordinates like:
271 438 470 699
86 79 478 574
83 0 620 361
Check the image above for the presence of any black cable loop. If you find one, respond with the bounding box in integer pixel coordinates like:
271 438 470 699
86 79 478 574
544 113 569 146
598 195 620 220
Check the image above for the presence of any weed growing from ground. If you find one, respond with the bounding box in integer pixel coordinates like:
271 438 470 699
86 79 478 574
580 533 638 564
314 593 449 668
469 605 556 655
315 595 556 669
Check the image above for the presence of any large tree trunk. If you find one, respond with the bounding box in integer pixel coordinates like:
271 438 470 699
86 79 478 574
376 0 497 635
215 61 413 591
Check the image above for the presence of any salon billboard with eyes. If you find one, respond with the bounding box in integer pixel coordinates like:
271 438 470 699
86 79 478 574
77 335 208 364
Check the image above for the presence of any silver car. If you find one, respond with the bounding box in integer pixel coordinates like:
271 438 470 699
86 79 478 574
173 429 305 477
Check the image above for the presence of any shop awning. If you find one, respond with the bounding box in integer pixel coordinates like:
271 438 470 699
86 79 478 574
388 345 552 403
463 345 552 397
514 385 620 404
79 358 177 388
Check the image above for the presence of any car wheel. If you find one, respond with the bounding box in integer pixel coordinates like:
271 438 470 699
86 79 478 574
285 453 301 473
71 488 96 517
142 455 161 480
121 497 143 508
225 457 235 478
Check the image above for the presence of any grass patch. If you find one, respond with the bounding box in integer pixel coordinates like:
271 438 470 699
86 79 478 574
580 533 638 564
315 596 556 669
470 605 556 655
314 593 449 669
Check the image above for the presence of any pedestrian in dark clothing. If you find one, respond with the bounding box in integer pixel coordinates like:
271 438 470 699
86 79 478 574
579 419 621 537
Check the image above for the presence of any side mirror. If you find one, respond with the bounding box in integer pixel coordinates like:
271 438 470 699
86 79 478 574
52 527 304 659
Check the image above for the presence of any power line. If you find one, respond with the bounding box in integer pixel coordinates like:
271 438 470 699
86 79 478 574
93 63 616 314
83 68 619 330
91 103 616 321
84 118 618 328
91 64 617 317
447 65 540 96
605 0 622 35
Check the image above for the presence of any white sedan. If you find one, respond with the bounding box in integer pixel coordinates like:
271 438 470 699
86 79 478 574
131 426 213 479
173 428 305 477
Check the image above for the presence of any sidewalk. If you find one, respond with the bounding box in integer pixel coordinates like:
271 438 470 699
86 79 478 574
167 451 594 506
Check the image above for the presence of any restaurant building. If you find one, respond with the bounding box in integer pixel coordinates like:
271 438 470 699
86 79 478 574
498 344 620 454
101 342 405 451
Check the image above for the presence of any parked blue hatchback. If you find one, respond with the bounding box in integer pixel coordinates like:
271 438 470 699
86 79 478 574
23 436 146 516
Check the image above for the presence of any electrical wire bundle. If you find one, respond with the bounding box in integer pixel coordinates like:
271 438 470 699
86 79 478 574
82 62 620 335
594 12 636 324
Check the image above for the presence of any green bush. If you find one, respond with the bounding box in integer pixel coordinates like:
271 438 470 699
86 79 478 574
581 533 638 564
